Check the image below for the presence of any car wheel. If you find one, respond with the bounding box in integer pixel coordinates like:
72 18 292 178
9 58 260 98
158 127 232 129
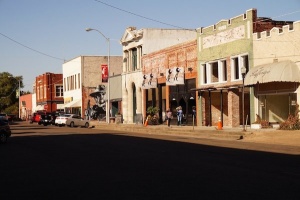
70 122 74 128
0 133 7 144
84 122 89 128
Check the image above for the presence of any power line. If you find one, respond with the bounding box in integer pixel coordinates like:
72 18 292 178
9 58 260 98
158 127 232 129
0 32 65 61
94 0 190 30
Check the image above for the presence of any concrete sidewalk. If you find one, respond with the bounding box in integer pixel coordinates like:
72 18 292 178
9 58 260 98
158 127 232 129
90 121 300 147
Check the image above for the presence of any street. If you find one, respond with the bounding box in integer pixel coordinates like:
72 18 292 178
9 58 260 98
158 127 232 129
0 122 299 199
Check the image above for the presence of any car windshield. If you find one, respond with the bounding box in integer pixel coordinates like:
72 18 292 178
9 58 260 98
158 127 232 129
64 114 72 117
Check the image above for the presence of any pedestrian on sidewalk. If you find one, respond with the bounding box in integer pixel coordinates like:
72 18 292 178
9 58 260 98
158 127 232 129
176 106 183 126
166 108 172 127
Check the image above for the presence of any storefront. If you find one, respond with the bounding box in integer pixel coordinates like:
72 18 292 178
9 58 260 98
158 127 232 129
245 60 300 123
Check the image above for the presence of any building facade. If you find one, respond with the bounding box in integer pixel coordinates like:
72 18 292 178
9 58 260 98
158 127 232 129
19 93 32 120
245 20 300 124
120 27 197 124
142 40 197 125
62 55 123 119
35 72 64 113
196 9 294 127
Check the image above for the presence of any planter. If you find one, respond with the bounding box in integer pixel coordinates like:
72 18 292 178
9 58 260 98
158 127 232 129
251 124 262 129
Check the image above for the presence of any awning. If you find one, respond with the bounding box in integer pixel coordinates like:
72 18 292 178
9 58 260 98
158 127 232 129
34 105 44 112
63 99 81 108
244 60 300 86
57 104 64 109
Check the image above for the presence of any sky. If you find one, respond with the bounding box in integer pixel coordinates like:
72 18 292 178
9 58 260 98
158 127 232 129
1 0 300 92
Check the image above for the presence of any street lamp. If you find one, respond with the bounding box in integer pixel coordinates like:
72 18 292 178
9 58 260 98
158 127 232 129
8 76 21 119
241 66 247 131
86 28 110 124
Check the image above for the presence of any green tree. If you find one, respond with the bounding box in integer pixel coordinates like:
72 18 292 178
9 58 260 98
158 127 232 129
0 72 23 115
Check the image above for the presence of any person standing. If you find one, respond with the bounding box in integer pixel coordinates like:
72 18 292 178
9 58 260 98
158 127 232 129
177 106 183 126
85 109 89 120
166 109 172 127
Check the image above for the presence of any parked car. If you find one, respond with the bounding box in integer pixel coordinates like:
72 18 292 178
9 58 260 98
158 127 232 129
55 114 76 127
0 113 8 120
0 119 11 144
38 114 53 126
30 112 43 124
66 115 90 128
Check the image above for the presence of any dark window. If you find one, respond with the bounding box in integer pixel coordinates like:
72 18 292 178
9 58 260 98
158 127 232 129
132 48 137 71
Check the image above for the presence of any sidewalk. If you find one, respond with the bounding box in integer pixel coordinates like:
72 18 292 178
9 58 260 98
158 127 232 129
90 121 300 147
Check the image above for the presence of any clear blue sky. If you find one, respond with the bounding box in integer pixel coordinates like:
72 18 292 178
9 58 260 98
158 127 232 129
1 0 300 92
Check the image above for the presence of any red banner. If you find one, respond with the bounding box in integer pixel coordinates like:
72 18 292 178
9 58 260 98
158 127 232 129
101 64 108 83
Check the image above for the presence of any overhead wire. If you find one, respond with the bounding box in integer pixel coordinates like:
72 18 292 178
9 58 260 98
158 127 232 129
1 1 300 91
0 32 65 61
93 0 190 30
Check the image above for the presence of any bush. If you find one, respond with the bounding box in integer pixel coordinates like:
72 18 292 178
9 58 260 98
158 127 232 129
253 114 271 128
146 106 160 125
279 104 300 130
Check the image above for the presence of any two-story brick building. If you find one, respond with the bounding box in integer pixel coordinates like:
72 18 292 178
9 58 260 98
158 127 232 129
35 72 64 113
142 40 197 125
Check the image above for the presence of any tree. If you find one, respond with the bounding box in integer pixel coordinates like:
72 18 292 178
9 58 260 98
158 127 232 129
0 72 23 114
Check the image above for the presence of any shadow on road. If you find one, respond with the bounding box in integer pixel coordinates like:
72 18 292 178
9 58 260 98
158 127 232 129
1 133 299 200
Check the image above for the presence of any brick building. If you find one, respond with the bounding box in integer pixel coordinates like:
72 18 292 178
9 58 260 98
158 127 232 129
62 56 123 120
142 40 197 125
35 72 64 113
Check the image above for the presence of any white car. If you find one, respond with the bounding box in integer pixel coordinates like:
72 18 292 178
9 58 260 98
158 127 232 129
66 115 90 128
55 114 75 127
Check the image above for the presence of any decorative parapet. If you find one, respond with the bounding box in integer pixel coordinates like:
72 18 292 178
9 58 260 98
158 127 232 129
198 9 256 35
253 21 300 40
197 9 255 51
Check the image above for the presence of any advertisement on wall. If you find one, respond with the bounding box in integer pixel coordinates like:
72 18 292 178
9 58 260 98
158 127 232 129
101 64 108 83
166 67 184 85
141 73 157 89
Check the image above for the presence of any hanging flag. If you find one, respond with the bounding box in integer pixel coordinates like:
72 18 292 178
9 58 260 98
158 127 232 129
101 64 108 83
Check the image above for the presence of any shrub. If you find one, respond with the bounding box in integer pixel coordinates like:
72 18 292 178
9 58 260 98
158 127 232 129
279 104 300 130
146 106 160 125
253 114 271 128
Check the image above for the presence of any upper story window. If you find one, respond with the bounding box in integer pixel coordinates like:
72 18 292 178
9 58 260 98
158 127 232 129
78 73 81 89
231 54 249 81
55 85 63 97
201 59 227 84
132 48 137 71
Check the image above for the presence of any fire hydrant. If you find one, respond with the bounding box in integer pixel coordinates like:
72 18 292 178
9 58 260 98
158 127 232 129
217 117 222 130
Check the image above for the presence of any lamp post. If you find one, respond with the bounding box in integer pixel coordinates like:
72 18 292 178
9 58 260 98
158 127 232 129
86 28 110 124
241 66 247 131
8 76 21 119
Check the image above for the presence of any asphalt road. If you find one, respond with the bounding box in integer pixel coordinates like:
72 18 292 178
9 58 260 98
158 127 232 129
1 123 299 199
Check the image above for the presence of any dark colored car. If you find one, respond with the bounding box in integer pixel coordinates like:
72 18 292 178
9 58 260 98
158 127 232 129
38 114 53 126
38 112 62 126
0 119 11 143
